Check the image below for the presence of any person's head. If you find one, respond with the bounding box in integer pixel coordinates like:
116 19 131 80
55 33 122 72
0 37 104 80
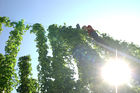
76 24 80 29
82 25 87 31
87 25 93 31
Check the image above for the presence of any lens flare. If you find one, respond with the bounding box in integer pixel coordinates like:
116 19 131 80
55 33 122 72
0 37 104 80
101 58 131 86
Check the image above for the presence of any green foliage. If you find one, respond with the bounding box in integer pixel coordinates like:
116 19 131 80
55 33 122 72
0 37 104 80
47 24 140 93
0 16 10 32
0 16 20 34
17 55 38 93
0 18 30 93
31 23 52 93
0 53 5 92
47 24 102 93
1 16 140 93
100 33 140 59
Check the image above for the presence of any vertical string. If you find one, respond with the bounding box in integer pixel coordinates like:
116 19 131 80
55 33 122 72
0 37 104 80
115 49 118 93
116 48 118 60
115 85 118 93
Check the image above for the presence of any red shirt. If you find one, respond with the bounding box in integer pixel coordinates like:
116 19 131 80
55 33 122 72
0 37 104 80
88 29 94 35
87 25 95 36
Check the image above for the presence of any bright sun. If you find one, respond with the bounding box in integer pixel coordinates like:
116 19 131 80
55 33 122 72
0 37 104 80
101 58 131 86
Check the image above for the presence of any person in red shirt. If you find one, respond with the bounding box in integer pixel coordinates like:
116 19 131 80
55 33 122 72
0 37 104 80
86 25 99 41
82 25 104 44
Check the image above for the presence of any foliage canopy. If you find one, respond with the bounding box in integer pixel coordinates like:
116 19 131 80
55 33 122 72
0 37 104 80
1 16 140 93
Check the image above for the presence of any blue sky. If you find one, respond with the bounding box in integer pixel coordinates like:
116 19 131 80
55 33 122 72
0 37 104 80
0 0 140 92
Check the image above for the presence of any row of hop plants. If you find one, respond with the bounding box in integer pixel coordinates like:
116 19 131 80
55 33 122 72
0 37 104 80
1 16 140 93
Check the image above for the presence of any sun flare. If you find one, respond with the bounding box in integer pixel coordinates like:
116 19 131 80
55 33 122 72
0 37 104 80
101 58 131 86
